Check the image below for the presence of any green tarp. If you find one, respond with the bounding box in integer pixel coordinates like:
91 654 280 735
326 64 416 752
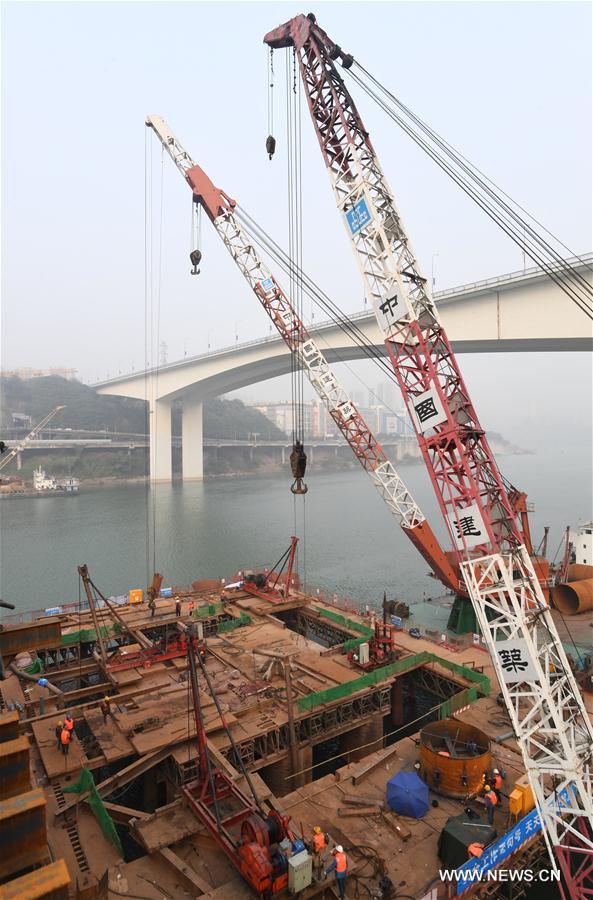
63 767 123 854
317 607 374 638
195 602 224 618
297 651 489 713
60 623 122 647
217 613 252 634
24 658 44 674
437 812 496 868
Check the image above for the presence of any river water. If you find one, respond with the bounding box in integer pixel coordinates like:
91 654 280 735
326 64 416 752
1 445 591 614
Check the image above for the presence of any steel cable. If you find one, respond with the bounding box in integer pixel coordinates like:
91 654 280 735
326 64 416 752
351 60 593 288
344 67 593 321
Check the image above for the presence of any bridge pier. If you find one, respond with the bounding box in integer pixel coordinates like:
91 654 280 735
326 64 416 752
182 397 203 481
149 397 172 483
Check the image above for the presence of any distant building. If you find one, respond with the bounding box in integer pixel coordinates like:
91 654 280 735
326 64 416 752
251 400 338 439
11 412 32 428
1 367 78 380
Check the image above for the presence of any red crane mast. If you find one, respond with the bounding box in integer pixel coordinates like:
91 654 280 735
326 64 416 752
264 13 593 896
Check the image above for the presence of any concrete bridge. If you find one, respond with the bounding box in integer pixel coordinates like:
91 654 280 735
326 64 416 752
97 256 593 482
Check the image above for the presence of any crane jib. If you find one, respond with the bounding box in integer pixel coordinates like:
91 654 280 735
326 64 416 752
263 13 593 894
145 114 459 593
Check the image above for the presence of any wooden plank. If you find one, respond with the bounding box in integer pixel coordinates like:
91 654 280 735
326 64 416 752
336 806 382 817
383 813 412 842
157 847 212 895
102 801 148 824
133 802 204 853
32 718 89 780
350 743 403 785
341 794 384 807
83 708 135 762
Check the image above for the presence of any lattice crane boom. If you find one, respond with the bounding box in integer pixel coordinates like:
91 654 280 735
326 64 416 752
0 405 65 473
264 14 593 895
145 114 459 593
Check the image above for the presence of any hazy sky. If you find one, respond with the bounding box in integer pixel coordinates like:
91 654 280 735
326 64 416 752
1 1 592 450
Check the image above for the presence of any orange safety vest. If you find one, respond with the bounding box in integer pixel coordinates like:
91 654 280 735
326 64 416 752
313 833 326 853
60 728 70 745
468 843 483 858
485 790 498 806
335 851 347 874
493 774 502 790
65 719 74 732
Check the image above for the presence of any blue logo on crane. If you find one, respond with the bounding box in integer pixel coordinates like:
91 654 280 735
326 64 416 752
346 198 371 235
260 277 275 295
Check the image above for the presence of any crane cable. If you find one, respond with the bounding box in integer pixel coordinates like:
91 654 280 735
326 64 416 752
342 65 593 321
235 205 400 382
144 132 166 580
143 127 152 588
351 60 593 292
237 204 411 425
284 47 308 582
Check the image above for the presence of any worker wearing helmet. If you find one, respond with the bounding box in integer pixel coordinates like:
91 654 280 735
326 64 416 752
311 826 326 879
64 714 75 737
60 726 71 757
492 769 503 803
100 696 112 724
483 785 498 826
55 720 63 751
324 845 348 899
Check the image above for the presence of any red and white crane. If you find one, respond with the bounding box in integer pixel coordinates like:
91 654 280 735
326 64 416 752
146 114 459 593
263 13 593 896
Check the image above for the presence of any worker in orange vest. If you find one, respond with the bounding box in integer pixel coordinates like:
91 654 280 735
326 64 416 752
492 768 503 803
60 727 71 756
311 826 326 879
483 785 498 825
324 845 348 899
64 714 75 738
188 600 195 617
100 697 113 724
467 842 484 860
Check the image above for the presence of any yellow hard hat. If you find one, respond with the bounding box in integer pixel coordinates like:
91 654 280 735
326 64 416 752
314 826 321 834
57 720 63 726
104 696 109 701
484 785 491 792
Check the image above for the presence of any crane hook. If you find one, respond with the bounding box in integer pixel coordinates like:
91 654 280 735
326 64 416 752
266 135 276 161
190 249 202 275
290 440 308 495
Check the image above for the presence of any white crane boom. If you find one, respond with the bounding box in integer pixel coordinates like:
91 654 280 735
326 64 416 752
145 114 459 593
0 406 65 473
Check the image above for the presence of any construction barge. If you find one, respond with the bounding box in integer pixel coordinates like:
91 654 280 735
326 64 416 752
1 561 588 900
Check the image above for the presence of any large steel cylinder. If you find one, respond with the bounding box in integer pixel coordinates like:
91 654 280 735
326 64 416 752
553 579 593 615
419 719 491 799
552 563 593 615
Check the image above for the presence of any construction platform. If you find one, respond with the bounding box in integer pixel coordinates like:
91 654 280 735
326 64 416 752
0 582 590 898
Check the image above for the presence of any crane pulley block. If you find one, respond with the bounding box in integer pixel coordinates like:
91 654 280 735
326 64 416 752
290 440 308 495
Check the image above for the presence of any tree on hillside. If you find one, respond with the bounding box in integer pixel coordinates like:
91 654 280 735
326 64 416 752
0 376 285 440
